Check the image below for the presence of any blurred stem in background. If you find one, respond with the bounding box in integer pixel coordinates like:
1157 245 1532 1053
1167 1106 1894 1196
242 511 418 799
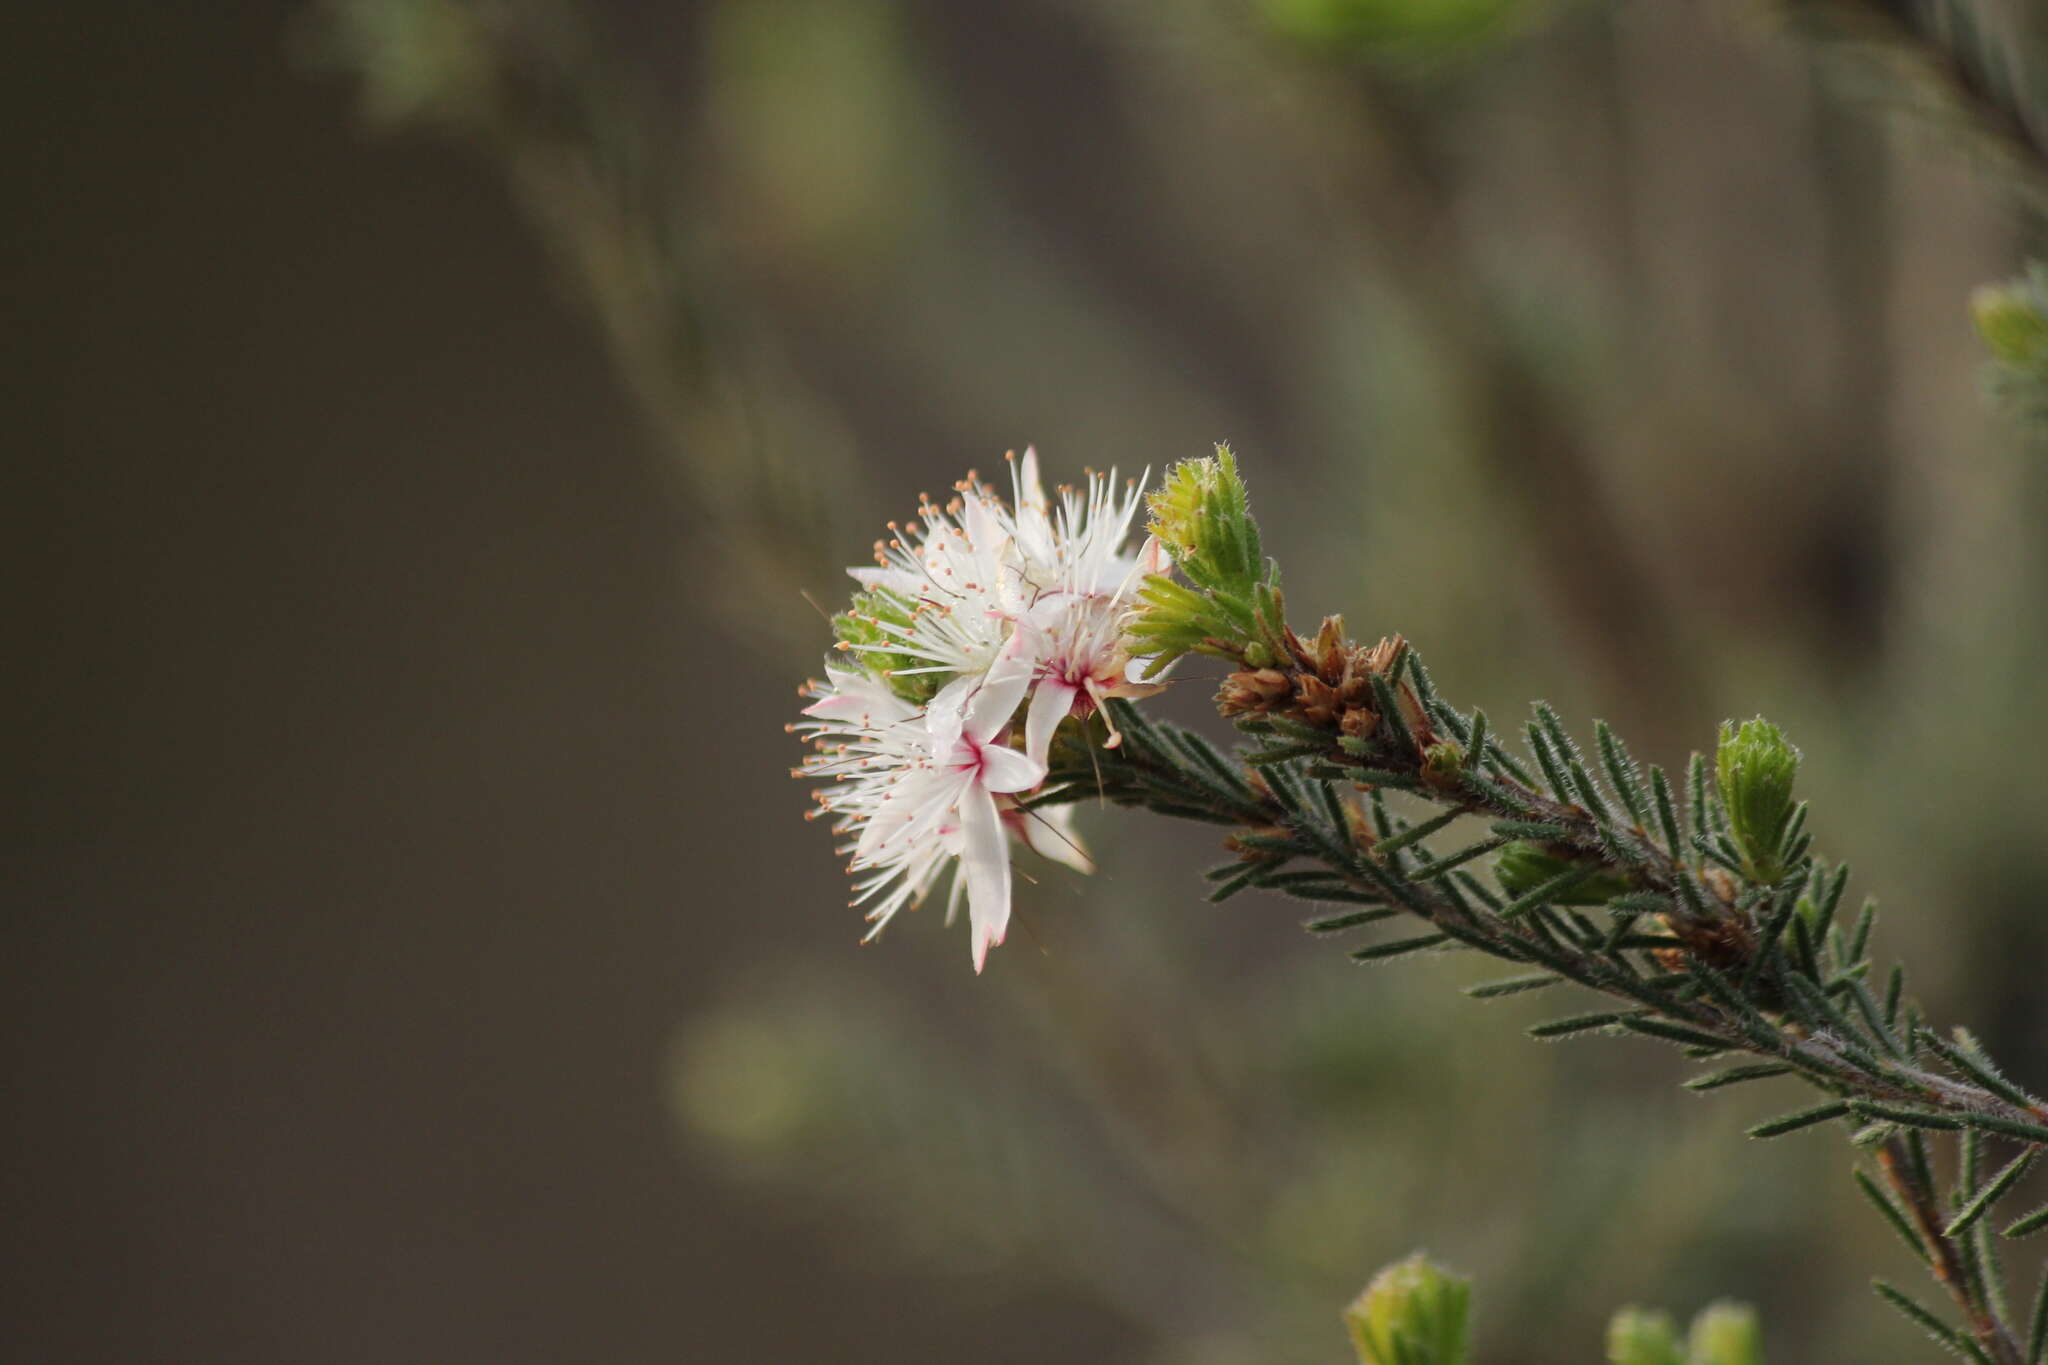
312 0 853 654
1774 0 2048 223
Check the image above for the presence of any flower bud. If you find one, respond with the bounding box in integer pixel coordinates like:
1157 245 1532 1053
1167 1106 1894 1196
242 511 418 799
1685 1302 1762 1365
831 590 939 703
1715 718 1800 883
1420 741 1465 790
1145 444 1265 595
1606 1308 1683 1365
1343 1254 1471 1365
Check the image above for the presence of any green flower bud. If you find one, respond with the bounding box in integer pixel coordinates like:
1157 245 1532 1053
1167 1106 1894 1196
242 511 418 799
1606 1307 1683 1365
1421 740 1465 789
1685 1302 1762 1365
1343 1254 1471 1365
832 589 940 704
1129 445 1288 673
1494 842 1630 905
1146 444 1265 595
1715 718 1800 884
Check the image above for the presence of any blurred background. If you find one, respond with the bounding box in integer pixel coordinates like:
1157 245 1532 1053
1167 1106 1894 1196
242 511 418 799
10 0 2048 1360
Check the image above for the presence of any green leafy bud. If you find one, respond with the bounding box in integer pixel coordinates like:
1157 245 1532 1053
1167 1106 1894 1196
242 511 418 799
1128 445 1287 675
1494 842 1630 905
1421 741 1465 789
1606 1307 1683 1365
1715 718 1800 884
832 590 940 704
1146 444 1265 595
1344 1254 1471 1365
1684 1302 1762 1365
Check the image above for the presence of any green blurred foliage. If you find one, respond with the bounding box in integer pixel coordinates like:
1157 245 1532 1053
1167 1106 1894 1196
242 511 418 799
1974 262 2048 421
1261 0 1535 62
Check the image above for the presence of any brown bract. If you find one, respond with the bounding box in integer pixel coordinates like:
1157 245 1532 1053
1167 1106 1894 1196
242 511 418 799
1215 619 1431 757
1651 911 1757 976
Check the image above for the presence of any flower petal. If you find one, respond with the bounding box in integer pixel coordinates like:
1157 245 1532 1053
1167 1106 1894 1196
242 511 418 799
959 784 1011 973
1136 533 1170 577
846 566 923 597
1016 801 1094 874
977 742 1045 795
963 654 1035 744
1020 446 1047 508
959 487 1009 564
925 674 975 755
1023 676 1079 771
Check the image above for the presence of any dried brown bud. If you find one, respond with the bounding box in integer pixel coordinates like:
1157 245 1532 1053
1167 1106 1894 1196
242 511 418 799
1295 675 1341 726
1361 634 1406 676
1651 910 1755 974
1340 706 1380 739
1219 668 1293 716
1649 913 1689 974
1310 615 1347 680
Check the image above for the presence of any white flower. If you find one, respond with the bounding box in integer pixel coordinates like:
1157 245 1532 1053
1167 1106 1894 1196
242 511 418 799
998 448 1170 769
795 450 1167 971
840 479 1021 686
795 657 1046 972
793 664 951 928
838 450 1164 726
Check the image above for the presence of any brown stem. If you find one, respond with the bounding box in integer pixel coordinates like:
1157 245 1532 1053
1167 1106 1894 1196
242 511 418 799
1877 1138 2024 1365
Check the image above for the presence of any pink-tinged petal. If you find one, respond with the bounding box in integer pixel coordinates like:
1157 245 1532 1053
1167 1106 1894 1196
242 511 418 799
1137 533 1170 577
977 742 1045 795
1001 617 1048 665
963 655 1035 744
802 685 911 724
800 692 864 722
1023 676 1079 770
1016 801 1094 874
1106 673 1170 701
958 784 1011 973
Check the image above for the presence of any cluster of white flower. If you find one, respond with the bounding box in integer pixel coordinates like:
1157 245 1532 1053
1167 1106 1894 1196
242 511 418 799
793 450 1164 972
